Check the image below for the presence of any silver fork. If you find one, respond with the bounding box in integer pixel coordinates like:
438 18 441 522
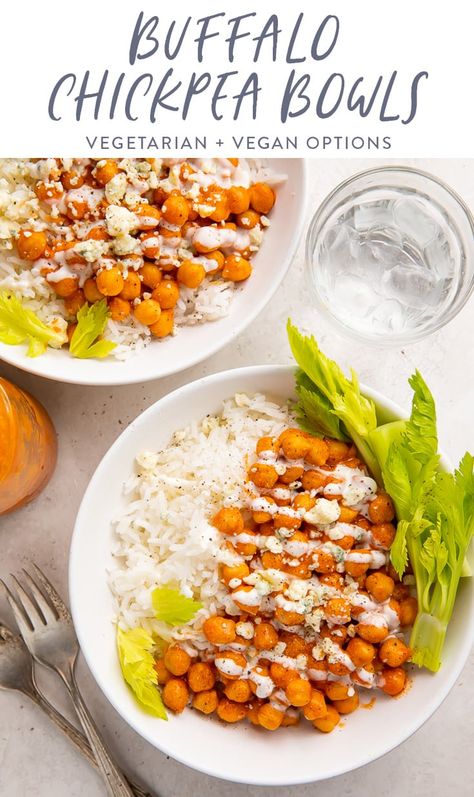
1 566 148 797
0 621 151 797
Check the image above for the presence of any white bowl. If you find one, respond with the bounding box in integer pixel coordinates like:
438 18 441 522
69 365 474 785
0 161 306 386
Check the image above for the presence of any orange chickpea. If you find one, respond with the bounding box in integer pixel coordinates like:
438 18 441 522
275 606 304 626
269 663 299 689
236 209 260 229
332 691 360 715
371 523 397 549
325 598 351 625
368 493 395 524
224 679 252 703
193 689 218 715
346 637 376 668
64 290 85 317
379 637 411 667
153 187 169 206
188 662 215 692
313 704 340 733
279 429 310 460
232 586 260 615
305 438 329 466
17 230 48 261
85 226 109 241
177 260 206 288
139 263 162 289
162 678 189 713
66 199 89 221
217 698 248 723
212 507 244 535
279 465 304 485
203 250 225 275
222 254 252 282
399 596 418 627
392 582 410 601
261 551 285 571
257 703 284 731
303 689 327 721
96 267 124 297
232 529 258 557
221 562 250 584
35 181 63 201
254 623 279 651
325 682 351 702
109 297 131 321
357 622 388 644
134 298 162 326
164 645 191 677
313 551 336 574
228 186 250 214
256 436 280 456
154 659 171 685
366 572 395 602
150 309 174 338
120 272 142 301
83 278 104 303
52 277 79 298
248 463 278 489
301 470 328 491
344 551 372 578
135 204 161 230
62 170 85 191
281 712 300 727
338 506 359 523
380 667 407 696
141 232 161 259
162 194 189 226
203 616 236 645
94 159 119 185
249 183 275 214
285 677 312 707
325 440 351 464
293 493 316 512
253 496 276 524
152 279 180 309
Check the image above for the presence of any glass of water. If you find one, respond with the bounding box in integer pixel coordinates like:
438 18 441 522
306 167 474 344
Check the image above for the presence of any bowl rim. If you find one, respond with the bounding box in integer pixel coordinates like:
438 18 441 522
69 363 474 785
0 160 308 386
305 164 474 347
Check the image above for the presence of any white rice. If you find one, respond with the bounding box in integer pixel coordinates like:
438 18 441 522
109 393 294 647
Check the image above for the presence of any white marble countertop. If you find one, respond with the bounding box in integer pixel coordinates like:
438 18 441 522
0 158 473 797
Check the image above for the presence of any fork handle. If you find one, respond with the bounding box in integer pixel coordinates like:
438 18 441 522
67 677 136 797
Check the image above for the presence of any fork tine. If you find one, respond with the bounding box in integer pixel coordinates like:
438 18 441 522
9 575 47 629
31 563 71 619
0 578 34 639
21 570 58 624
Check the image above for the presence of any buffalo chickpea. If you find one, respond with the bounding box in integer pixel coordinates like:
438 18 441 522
346 637 376 667
279 429 310 460
217 698 248 723
293 493 316 512
120 272 142 301
204 250 225 274
313 704 340 733
141 232 161 259
302 690 327 722
134 298 161 326
96 267 124 297
224 679 252 703
233 529 258 557
279 465 304 485
380 667 407 696
313 551 336 574
85 225 109 241
399 596 418 627
212 506 244 534
249 183 275 214
301 470 327 491
248 463 279 489
193 689 218 715
36 181 63 201
152 279 179 309
371 523 397 549
256 436 280 456
326 439 350 464
139 263 162 289
109 297 131 321
232 585 260 615
366 572 395 602
177 260 206 288
162 194 189 226
338 506 359 523
379 637 411 667
228 186 250 214
325 598 351 625
221 562 250 584
236 209 260 229
261 551 285 571
257 703 284 730
270 663 298 689
50 277 78 298
64 290 85 316
61 170 85 190
83 278 104 303
275 606 304 626
134 204 161 230
281 712 300 727
162 678 189 713
188 662 215 692
357 622 388 644
17 230 48 261
153 187 169 206
368 493 395 523
150 309 174 338
202 616 236 645
163 645 191 677
305 438 329 466
95 159 119 185
222 254 252 282
332 691 360 715
285 677 312 707
154 659 171 685
325 682 351 701
254 623 279 651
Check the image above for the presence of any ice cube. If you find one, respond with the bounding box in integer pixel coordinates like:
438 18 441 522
353 200 393 232
393 198 438 248
423 236 455 280
332 273 378 320
371 299 407 333
381 264 443 308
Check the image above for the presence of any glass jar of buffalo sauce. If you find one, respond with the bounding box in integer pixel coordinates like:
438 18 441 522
0 378 57 515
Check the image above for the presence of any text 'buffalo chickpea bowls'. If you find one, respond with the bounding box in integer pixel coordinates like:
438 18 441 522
0 158 306 384
69 325 474 785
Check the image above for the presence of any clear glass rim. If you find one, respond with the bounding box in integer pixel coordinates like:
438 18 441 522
305 165 474 346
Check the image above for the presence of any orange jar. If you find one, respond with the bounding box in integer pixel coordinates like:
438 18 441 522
0 378 57 515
